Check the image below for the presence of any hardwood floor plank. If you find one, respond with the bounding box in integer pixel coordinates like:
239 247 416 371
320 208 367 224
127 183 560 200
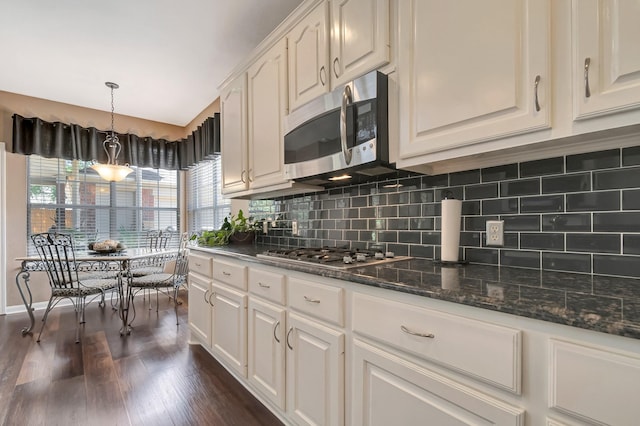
15 340 56 385
85 380 131 426
46 375 87 424
51 329 84 381
2 378 50 426
82 331 118 384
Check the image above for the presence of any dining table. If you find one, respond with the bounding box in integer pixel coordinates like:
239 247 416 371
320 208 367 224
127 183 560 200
15 247 179 336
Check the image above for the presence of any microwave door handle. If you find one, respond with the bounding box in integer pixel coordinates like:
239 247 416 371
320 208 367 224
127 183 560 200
340 84 353 165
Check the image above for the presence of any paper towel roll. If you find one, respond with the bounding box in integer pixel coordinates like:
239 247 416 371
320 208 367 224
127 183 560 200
441 198 462 262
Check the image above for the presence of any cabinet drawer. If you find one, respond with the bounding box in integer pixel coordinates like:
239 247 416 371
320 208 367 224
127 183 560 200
352 292 521 393
212 257 247 290
287 277 344 327
248 267 286 305
550 339 640 426
189 253 212 277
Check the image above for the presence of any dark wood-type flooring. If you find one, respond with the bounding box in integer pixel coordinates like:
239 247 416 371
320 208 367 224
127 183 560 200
0 291 283 426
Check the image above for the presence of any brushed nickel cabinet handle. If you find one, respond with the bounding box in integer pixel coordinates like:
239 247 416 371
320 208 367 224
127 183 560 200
319 66 326 86
274 321 281 343
534 75 541 112
333 57 340 78
241 170 247 183
258 282 271 289
584 57 591 98
400 325 435 339
203 289 210 304
248 168 254 182
223 271 231 276
304 295 321 303
286 327 294 350
208 291 216 306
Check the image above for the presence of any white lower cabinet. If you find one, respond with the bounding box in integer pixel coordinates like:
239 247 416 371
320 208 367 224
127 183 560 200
211 282 248 377
247 297 287 410
351 339 524 426
549 339 640 426
286 312 345 426
187 272 212 346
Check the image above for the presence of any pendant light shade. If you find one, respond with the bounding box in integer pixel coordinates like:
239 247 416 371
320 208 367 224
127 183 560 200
91 82 133 182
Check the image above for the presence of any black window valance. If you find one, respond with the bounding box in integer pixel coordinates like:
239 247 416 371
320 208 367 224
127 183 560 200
10 113 220 170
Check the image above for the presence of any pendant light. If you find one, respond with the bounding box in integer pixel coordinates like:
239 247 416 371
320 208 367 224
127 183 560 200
91 82 133 181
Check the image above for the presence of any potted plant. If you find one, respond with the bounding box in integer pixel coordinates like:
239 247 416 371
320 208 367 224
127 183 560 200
191 210 260 247
224 210 260 244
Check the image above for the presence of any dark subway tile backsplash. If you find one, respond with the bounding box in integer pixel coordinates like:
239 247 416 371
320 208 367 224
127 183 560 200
252 144 640 278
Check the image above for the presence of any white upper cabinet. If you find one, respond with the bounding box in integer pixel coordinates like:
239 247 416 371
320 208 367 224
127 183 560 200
330 0 390 87
572 0 640 121
287 0 390 112
246 38 289 190
288 2 330 111
220 73 248 194
398 0 551 160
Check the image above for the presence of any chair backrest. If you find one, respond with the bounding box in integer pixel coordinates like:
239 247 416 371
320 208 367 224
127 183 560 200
145 230 172 249
31 233 79 289
170 233 190 285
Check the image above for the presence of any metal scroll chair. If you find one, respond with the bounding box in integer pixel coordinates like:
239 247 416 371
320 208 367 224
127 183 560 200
131 230 173 278
127 233 189 325
31 232 119 343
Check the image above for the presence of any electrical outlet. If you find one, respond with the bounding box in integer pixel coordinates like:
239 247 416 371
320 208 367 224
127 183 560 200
486 220 504 246
291 220 298 236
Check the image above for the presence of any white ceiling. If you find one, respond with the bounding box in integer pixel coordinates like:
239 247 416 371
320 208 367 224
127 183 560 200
0 0 303 126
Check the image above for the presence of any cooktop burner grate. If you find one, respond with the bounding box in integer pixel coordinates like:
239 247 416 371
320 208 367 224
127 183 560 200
257 247 412 269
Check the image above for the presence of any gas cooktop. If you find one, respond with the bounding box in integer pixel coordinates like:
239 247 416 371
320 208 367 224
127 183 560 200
256 247 412 270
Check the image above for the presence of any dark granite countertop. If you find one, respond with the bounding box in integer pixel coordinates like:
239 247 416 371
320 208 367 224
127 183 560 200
191 244 640 340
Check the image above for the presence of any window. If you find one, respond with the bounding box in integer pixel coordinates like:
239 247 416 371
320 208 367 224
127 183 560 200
186 156 230 234
27 155 180 253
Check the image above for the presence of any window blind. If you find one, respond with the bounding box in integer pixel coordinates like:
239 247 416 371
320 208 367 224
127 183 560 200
27 155 180 254
186 156 230 234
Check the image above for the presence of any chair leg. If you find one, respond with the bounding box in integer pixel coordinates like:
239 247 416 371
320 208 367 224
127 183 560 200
75 296 83 344
36 297 55 343
173 286 179 326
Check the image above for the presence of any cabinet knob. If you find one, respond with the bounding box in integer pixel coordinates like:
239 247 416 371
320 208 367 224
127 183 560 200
400 325 435 339
584 57 591 98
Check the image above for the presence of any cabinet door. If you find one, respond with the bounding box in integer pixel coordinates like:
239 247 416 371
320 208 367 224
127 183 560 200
188 273 212 346
247 38 289 190
329 0 390 87
398 0 550 159
352 339 524 426
220 73 249 194
286 312 344 426
247 298 286 410
288 1 330 111
211 283 247 377
573 0 640 120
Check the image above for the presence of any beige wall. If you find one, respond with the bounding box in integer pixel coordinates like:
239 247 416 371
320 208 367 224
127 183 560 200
1 91 221 308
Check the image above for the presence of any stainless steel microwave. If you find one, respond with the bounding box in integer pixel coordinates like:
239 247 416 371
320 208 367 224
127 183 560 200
283 71 393 186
